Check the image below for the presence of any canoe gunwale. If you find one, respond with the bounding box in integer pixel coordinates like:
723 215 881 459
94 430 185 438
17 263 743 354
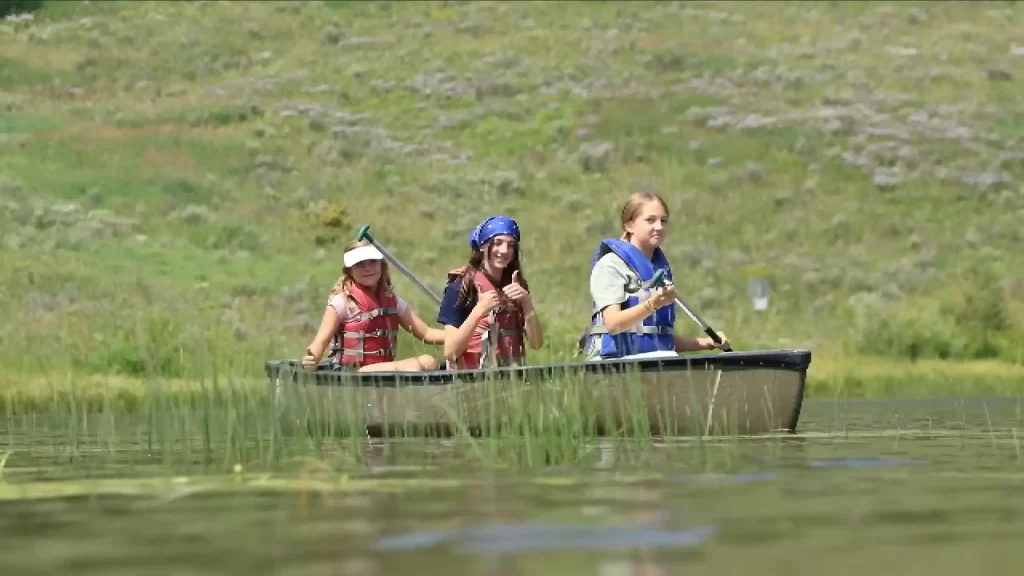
264 349 812 388
265 349 811 436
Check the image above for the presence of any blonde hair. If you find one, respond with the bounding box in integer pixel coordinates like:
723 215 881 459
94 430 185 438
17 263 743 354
328 240 394 301
619 191 670 241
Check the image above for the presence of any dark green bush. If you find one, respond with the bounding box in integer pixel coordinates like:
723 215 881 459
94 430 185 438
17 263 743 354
846 267 1017 362
85 311 190 378
1 0 44 18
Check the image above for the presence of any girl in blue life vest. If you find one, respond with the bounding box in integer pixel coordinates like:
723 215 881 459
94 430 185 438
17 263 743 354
583 191 731 361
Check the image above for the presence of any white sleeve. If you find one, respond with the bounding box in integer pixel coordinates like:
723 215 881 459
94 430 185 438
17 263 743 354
589 255 629 312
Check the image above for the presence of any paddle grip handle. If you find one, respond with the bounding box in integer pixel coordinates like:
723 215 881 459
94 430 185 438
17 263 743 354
704 327 732 352
649 269 667 288
356 225 372 242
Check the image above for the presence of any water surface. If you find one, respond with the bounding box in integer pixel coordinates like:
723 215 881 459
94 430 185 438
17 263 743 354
3 397 1024 575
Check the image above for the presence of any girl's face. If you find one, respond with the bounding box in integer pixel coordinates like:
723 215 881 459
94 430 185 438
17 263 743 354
485 234 518 272
624 201 669 249
350 259 382 288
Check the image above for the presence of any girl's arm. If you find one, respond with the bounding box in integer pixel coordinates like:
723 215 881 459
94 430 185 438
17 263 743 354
443 295 500 360
443 324 474 360
303 306 341 365
599 302 658 335
443 301 493 359
590 259 668 335
674 334 711 351
600 284 678 334
398 307 446 345
674 332 730 352
521 301 544 351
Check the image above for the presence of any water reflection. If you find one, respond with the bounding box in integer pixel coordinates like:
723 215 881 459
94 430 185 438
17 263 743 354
3 397 1024 574
806 458 930 469
373 523 717 554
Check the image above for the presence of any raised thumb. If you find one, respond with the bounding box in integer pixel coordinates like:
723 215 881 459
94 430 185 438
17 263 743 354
512 270 520 284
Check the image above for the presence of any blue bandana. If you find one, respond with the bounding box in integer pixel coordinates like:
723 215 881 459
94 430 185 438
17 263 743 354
469 215 520 251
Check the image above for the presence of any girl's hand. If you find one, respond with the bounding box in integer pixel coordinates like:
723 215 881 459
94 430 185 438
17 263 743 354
649 283 678 309
502 271 531 307
473 290 501 318
301 348 318 369
700 332 730 351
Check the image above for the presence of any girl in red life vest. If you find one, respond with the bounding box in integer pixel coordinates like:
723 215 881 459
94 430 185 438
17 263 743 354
436 216 544 370
302 240 446 372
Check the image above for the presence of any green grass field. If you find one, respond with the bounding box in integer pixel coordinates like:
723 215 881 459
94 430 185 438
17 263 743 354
2 1 1023 398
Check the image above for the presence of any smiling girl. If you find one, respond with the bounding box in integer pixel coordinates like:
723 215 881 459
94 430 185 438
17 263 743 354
302 240 445 372
583 191 730 361
437 215 544 370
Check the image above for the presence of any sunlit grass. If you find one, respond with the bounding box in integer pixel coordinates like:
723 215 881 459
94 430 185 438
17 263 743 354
2 0 1023 394
809 355 1024 399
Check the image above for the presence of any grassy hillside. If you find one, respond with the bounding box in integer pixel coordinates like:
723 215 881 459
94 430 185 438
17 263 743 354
2 1 1023 392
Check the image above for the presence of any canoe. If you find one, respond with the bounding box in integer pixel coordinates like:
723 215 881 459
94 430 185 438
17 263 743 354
264 349 811 438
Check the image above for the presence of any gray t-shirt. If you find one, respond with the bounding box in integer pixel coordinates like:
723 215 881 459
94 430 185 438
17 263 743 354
590 253 640 314
586 253 646 360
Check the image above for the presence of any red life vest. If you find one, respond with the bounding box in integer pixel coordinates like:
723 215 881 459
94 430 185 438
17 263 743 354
333 283 401 368
446 267 526 370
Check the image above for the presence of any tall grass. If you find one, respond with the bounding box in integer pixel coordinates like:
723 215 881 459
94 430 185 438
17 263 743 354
3 357 803 476
5 359 1024 482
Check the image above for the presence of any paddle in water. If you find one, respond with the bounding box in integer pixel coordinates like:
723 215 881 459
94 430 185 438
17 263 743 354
356 225 442 306
645 270 733 353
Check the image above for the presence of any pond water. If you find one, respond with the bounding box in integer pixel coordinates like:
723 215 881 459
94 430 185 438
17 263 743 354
3 396 1024 575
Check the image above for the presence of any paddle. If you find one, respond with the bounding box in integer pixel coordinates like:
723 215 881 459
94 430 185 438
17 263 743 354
646 270 733 353
356 225 442 306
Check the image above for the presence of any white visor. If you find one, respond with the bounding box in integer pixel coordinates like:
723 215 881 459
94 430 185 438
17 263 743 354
343 245 384 268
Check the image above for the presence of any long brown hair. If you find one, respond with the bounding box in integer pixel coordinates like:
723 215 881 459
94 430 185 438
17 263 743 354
619 191 670 241
455 239 529 309
328 240 394 302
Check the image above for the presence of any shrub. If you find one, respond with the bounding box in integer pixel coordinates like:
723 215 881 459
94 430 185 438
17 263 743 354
1 0 44 18
846 269 1017 362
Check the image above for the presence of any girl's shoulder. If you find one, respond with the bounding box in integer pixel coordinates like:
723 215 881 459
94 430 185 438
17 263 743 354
328 292 351 309
595 252 623 267
330 291 407 321
592 252 632 276
443 275 467 293
328 293 359 324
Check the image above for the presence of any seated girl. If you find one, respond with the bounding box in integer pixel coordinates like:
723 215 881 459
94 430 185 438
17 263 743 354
584 191 730 361
302 240 445 372
437 215 544 370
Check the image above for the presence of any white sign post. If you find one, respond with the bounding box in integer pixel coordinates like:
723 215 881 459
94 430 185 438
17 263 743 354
748 278 771 311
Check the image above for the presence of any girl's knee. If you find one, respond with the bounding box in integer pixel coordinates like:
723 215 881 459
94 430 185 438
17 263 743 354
417 355 439 371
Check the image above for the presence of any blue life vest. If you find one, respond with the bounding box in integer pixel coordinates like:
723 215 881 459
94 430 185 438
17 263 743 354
588 239 676 358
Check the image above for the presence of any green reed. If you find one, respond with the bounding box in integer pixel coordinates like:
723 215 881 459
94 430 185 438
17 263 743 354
1 357 803 477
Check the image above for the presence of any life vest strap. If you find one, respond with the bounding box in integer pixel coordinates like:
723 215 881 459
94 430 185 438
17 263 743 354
589 325 673 336
341 329 398 338
355 307 399 321
341 347 395 358
474 326 523 335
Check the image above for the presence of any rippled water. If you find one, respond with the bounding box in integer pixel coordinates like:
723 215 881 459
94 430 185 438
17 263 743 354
3 397 1024 575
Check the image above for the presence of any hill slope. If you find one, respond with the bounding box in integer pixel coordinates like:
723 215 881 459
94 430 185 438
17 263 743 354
1 1 1023 383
